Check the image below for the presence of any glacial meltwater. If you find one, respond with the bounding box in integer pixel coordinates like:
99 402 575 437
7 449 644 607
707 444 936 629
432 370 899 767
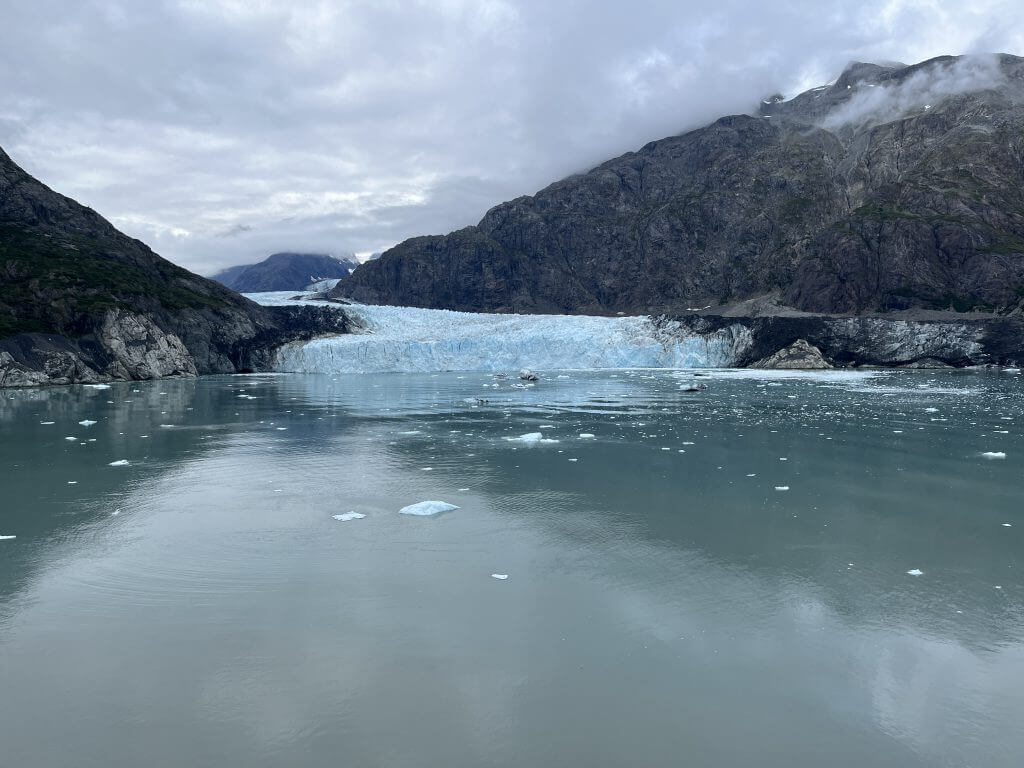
1 369 1022 767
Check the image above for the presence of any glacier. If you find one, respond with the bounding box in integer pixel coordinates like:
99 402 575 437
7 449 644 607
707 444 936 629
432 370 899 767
247 292 749 374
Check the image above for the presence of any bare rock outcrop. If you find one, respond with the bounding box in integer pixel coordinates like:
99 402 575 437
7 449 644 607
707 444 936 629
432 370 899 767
751 339 832 369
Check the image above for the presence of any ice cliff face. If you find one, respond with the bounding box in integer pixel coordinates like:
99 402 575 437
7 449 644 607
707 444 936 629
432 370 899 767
259 298 750 373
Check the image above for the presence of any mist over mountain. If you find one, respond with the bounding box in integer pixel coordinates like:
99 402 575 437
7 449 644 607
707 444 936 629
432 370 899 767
336 54 1024 317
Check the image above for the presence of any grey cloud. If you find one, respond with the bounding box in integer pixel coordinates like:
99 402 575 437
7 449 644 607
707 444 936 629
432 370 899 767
1 0 1023 275
820 54 1010 130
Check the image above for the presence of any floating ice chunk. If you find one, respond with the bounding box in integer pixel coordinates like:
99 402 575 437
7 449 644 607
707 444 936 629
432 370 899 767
40 421 55 425
399 500 459 516
458 488 470 491
491 574 509 580
1002 523 1012 527
982 452 1007 459
399 430 422 435
86 384 111 389
505 432 559 444
108 459 130 466
774 486 790 491
0 535 15 541
78 420 97 427
508 432 542 442
579 433 595 439
333 512 366 521
925 407 939 413
65 436 77 441
907 569 924 576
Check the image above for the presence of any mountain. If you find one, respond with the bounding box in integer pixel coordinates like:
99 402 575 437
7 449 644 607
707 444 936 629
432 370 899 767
0 147 350 387
212 252 358 292
335 54 1024 317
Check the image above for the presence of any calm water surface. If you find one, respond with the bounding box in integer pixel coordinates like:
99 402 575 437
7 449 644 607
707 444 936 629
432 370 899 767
1 369 1022 767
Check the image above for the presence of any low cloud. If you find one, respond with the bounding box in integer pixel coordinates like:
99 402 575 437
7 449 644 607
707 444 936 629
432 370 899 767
1 1 1023 275
820 54 1010 130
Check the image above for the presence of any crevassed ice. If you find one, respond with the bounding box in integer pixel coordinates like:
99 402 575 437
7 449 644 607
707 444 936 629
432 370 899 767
248 293 747 373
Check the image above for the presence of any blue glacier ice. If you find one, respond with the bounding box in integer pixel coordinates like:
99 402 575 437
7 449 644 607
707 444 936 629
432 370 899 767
247 292 750 373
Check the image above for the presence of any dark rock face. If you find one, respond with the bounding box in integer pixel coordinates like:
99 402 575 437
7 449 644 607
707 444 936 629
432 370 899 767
211 253 358 292
335 54 1024 317
669 313 1024 368
0 146 351 387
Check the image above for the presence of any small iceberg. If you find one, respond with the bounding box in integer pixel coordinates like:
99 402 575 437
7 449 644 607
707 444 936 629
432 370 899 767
774 486 790 491
108 459 130 467
982 452 1007 460
0 535 16 541
399 501 460 516
491 574 509 580
78 420 97 427
64 436 77 441
86 383 111 389
40 421 55 425
579 433 596 439
505 432 559 444
907 569 924 576
333 512 366 522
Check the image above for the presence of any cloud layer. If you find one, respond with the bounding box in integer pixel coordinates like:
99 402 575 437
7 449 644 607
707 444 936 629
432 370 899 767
1 0 1023 274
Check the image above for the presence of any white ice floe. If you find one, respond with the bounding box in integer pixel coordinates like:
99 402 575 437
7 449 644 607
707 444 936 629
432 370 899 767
78 420 97 427
40 421 54 425
0 535 16 541
64 437 77 441
774 486 790 491
491 574 509 580
86 384 111 389
333 512 366 521
982 452 1007 459
505 432 559 444
907 569 924 576
1002 523 1012 527
579 433 596 439
399 500 460 516
108 460 130 466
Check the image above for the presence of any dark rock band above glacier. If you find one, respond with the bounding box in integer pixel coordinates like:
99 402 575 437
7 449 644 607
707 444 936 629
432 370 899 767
3 53 1024 387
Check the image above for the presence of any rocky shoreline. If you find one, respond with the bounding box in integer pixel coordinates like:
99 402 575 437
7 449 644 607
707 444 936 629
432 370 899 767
0 304 355 388
667 313 1024 369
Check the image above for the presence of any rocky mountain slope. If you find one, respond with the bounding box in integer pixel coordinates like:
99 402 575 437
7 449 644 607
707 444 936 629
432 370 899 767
0 147 351 387
212 252 358 292
335 54 1024 317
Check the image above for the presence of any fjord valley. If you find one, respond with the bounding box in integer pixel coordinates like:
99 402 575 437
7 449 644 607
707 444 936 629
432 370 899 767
2 25 1024 768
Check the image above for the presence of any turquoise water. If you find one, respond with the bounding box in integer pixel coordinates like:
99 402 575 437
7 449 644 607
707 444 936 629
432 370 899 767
1 369 1022 767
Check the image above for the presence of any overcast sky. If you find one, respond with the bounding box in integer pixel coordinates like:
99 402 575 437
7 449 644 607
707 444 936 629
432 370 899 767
2 0 1022 275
